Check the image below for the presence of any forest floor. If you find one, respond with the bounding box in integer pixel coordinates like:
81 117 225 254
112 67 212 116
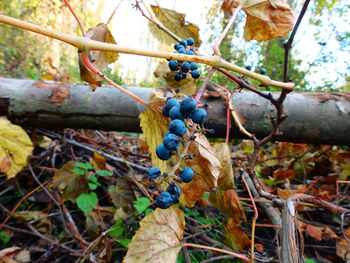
0 128 349 263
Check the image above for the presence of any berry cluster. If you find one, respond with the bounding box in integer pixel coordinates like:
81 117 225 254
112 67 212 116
168 38 200 81
146 96 208 209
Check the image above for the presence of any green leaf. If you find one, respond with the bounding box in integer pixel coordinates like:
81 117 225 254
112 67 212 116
196 216 214 225
305 259 316 263
75 162 93 170
96 170 113 177
76 192 98 216
88 183 98 190
133 197 151 214
108 226 125 237
0 231 11 244
144 208 153 215
116 238 131 247
71 168 85 175
202 193 210 199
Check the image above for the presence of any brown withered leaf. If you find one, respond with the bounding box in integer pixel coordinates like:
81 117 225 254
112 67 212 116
211 143 235 191
297 220 338 242
149 5 201 46
221 0 295 42
108 178 135 208
11 211 52 233
86 211 101 240
49 161 88 202
179 134 221 207
336 226 350 260
274 168 296 181
276 186 306 199
79 23 119 91
123 207 185 263
154 61 197 96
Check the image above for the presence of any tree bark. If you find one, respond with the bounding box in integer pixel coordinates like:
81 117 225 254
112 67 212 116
1 77 350 145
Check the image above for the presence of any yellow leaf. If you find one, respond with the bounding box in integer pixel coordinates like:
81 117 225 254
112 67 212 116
139 90 170 173
149 5 201 46
0 118 33 179
154 61 197 96
221 0 295 41
123 206 185 263
79 23 119 91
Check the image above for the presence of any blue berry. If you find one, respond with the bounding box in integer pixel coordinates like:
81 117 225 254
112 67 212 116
146 167 161 180
180 97 197 117
168 60 178 71
174 43 180 50
181 72 187 79
166 185 181 204
187 38 194 46
163 133 179 151
162 105 170 117
191 70 200 79
166 98 180 111
245 65 252 70
180 40 187 47
246 80 251 86
191 108 207 124
179 167 194 183
164 131 171 137
260 68 266 74
185 51 194 55
169 119 187 136
169 106 184 120
181 62 190 73
156 191 173 209
177 48 186 54
190 62 198 71
156 144 172 160
174 72 182 81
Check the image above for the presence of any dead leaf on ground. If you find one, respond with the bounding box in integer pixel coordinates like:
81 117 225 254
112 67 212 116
149 5 201 46
11 211 52 233
49 161 88 202
0 247 21 262
123 206 185 263
108 177 135 208
297 220 338 242
221 0 295 42
336 226 350 260
274 168 296 181
276 185 306 199
79 23 119 91
0 118 33 179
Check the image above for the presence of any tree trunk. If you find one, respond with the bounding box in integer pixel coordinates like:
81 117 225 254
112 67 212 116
1 77 350 145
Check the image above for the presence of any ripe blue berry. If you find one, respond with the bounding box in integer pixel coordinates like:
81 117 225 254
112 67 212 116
156 144 172 160
174 43 180 50
260 68 266 74
191 70 200 79
177 48 186 54
169 106 184 120
190 62 198 71
169 119 187 136
179 167 194 183
191 108 207 124
146 167 161 180
166 98 180 111
185 51 194 55
187 38 194 46
156 191 173 209
174 72 182 81
163 133 180 151
180 97 197 117
168 60 178 71
180 39 187 47
181 72 187 79
245 65 252 70
166 185 181 204
162 105 170 117
181 62 190 73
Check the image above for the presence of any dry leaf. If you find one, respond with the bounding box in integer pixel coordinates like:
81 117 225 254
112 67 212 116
0 118 33 179
90 151 107 171
336 226 350 260
14 250 30 263
276 185 306 199
149 5 201 46
179 133 221 207
123 206 185 263
212 143 235 190
108 178 135 208
0 247 21 262
139 91 170 173
297 220 338 242
11 211 52 233
154 61 197 96
79 23 119 91
33 81 71 105
49 161 88 202
274 168 296 181
221 0 295 41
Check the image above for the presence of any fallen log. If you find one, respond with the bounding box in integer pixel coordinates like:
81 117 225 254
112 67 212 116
1 77 349 145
